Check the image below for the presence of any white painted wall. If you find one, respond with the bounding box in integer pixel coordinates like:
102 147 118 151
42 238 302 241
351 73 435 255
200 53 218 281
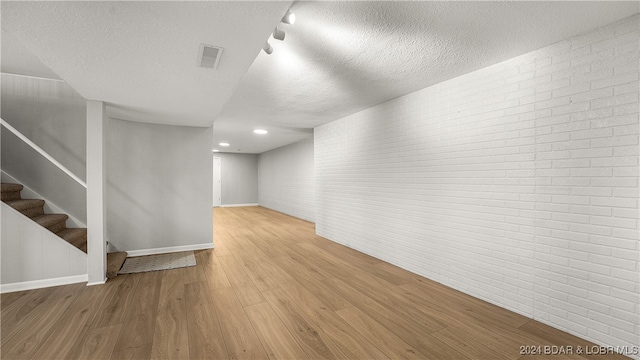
0 74 87 222
106 118 213 253
216 153 258 206
1 203 87 292
258 136 315 222
315 16 639 353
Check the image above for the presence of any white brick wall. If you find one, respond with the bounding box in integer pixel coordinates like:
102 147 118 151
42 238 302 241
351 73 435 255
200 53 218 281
315 15 639 353
258 136 315 222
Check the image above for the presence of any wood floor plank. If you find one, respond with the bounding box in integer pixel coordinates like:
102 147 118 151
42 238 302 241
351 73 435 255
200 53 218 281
0 283 86 359
184 281 228 360
1 283 84 348
236 257 293 292
182 253 208 285
262 288 346 359
197 250 231 290
335 306 427 360
368 261 417 285
30 282 115 360
324 277 470 360
293 277 353 311
396 281 529 359
111 270 162 357
217 254 257 289
70 324 123 360
286 245 341 280
278 281 389 360
233 285 266 307
307 239 382 267
400 280 531 331
0 290 35 314
3 206 625 360
244 302 310 360
211 286 269 360
274 255 328 283
110 344 153 360
337 271 449 334
217 254 265 306
432 326 512 360
150 269 190 360
89 273 140 329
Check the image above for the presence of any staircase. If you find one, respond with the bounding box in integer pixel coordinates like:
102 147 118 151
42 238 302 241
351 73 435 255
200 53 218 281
1 182 127 279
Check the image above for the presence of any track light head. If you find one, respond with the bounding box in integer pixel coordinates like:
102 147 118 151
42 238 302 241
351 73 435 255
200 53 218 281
273 27 285 41
282 10 295 25
263 42 273 55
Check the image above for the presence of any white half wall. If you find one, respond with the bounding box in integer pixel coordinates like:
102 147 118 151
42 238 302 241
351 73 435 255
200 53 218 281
258 136 315 222
106 118 213 252
216 153 258 206
315 16 639 352
1 203 87 292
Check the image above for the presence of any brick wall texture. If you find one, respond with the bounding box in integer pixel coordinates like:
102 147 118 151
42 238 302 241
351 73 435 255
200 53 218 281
315 15 639 352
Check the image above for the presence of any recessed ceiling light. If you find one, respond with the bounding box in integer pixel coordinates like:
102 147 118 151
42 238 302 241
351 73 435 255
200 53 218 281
253 129 268 135
212 149 219 152
219 142 230 147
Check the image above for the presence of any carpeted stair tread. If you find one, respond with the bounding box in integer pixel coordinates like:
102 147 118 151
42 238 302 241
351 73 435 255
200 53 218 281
32 213 68 233
4 199 45 218
56 228 88 253
107 252 128 279
1 183 24 201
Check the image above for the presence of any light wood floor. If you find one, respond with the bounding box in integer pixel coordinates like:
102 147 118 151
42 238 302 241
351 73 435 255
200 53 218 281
1 206 629 360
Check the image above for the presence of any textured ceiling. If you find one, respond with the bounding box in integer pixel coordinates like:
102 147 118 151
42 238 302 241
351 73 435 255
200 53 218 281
214 1 639 153
2 1 639 154
1 1 292 127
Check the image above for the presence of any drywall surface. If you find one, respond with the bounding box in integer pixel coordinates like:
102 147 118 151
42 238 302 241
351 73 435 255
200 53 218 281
258 136 315 222
216 153 258 205
315 15 639 353
1 73 87 222
106 119 213 252
1 203 86 288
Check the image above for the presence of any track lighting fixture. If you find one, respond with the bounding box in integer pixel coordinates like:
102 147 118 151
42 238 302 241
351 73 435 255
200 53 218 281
273 27 285 41
263 9 294 55
282 10 296 24
263 42 273 55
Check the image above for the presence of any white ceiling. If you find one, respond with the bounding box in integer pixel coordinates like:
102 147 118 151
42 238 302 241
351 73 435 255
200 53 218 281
2 1 639 154
1 1 292 127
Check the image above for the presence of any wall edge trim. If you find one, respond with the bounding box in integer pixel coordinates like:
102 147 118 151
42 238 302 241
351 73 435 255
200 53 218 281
220 203 259 208
124 243 214 257
0 274 88 294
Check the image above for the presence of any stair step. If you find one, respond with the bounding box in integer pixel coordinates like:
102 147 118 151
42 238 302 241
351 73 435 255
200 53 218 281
1 183 24 201
4 199 45 218
32 214 68 234
56 228 88 253
107 252 128 279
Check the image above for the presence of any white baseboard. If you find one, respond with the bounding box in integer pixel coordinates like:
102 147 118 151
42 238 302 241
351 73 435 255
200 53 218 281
220 203 259 208
0 274 88 294
124 242 214 257
86 279 107 286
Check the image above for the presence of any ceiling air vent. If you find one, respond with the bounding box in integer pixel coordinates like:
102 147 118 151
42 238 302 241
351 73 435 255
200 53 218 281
198 44 223 69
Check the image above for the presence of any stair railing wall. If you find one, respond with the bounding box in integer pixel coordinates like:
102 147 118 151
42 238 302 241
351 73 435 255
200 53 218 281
1 118 87 189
